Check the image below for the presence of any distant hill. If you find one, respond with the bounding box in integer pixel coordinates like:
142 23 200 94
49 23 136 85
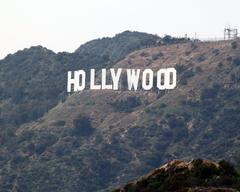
113 159 240 192
75 31 160 62
0 32 239 192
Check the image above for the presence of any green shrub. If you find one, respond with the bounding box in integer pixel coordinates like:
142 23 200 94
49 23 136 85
110 96 141 112
232 58 240 66
212 48 220 55
72 115 95 136
152 52 164 60
195 66 203 73
197 55 206 62
219 160 238 176
200 87 218 100
231 41 238 49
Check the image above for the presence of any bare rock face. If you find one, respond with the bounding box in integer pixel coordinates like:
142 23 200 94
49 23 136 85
113 159 240 192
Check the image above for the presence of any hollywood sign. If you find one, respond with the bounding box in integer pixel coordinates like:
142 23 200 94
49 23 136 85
67 68 177 92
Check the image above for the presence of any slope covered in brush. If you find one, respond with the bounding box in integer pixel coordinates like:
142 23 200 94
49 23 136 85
0 39 240 192
0 31 160 135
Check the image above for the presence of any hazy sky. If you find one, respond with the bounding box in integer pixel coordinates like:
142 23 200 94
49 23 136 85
0 0 239 59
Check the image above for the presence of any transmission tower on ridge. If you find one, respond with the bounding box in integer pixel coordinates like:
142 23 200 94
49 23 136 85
224 27 238 40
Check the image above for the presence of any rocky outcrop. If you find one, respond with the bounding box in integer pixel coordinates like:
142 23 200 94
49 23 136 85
113 159 240 192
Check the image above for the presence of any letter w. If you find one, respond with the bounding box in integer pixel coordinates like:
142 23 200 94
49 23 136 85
127 69 140 91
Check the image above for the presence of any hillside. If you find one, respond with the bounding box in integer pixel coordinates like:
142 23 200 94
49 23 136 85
113 159 240 192
0 31 159 137
0 34 240 192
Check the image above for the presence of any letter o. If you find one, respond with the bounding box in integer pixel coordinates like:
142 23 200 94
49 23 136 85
157 68 177 90
142 69 153 90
